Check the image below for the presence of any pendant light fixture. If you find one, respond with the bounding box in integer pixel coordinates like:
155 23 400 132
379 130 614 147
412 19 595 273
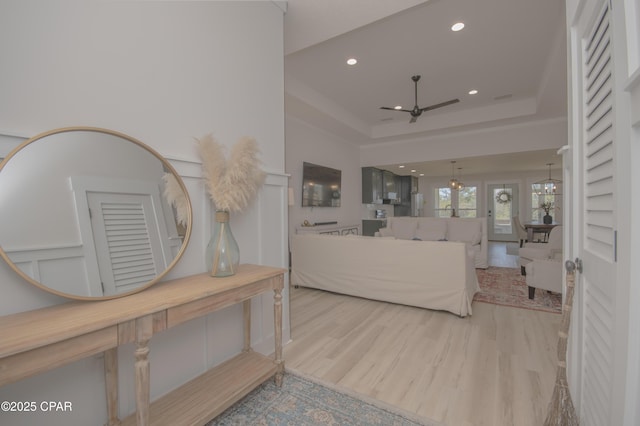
456 167 464 190
534 163 562 195
448 161 464 190
449 161 459 189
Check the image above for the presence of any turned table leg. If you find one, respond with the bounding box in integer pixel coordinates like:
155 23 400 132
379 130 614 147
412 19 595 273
135 315 153 426
243 299 251 352
273 287 284 386
104 348 119 426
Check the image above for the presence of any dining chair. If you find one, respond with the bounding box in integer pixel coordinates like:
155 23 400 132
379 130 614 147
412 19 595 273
513 216 528 247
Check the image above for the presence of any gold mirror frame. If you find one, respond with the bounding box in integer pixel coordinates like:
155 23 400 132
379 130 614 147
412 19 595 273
0 127 192 300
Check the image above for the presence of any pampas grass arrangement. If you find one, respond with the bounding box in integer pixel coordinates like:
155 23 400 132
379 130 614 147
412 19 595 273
196 133 266 276
197 134 266 213
162 172 189 227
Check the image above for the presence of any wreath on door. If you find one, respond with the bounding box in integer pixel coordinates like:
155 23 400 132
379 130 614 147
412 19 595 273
495 189 512 204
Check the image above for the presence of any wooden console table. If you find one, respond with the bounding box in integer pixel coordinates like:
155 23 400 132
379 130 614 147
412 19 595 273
0 264 285 426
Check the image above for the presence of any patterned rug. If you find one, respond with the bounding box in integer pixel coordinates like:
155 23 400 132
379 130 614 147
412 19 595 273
209 370 441 425
474 266 562 313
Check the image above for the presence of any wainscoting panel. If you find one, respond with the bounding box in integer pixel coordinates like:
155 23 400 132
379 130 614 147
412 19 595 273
4 245 96 296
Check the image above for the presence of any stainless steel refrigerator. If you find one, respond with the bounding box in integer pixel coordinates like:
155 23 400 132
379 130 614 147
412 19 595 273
393 192 424 217
411 192 424 217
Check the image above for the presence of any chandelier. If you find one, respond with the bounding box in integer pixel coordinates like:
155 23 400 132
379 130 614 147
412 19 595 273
448 161 464 190
534 163 562 195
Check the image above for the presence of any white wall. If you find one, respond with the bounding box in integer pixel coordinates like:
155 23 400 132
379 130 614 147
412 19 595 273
0 2 287 425
285 115 361 236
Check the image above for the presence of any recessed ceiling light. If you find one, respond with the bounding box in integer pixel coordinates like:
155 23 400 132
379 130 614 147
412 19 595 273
469 89 478 95
346 58 357 65
399 165 405 168
451 22 465 32
411 169 417 173
394 105 402 110
419 173 425 176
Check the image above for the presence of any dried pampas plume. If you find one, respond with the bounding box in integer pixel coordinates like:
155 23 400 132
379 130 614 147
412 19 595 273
162 173 189 227
197 134 266 213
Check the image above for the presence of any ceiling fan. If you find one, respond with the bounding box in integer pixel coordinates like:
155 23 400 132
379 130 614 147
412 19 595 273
380 75 460 123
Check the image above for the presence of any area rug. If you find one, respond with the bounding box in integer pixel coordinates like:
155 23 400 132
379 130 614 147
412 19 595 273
208 370 442 425
474 266 562 313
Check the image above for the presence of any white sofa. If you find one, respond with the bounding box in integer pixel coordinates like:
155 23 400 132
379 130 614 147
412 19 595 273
376 217 489 269
291 234 480 317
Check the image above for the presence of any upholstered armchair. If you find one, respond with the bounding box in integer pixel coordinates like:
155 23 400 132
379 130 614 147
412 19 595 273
519 225 563 273
524 258 563 299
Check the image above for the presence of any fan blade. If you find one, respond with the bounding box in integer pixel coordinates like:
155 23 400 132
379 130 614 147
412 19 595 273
409 116 418 123
380 106 413 113
420 98 460 112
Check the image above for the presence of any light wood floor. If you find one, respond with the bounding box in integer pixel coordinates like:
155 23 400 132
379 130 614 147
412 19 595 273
284 242 561 426
489 241 520 268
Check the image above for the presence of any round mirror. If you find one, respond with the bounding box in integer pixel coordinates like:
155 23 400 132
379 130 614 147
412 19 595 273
0 127 192 300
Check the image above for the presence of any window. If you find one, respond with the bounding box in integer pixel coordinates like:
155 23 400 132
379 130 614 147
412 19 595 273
531 184 556 222
434 186 477 218
434 188 452 218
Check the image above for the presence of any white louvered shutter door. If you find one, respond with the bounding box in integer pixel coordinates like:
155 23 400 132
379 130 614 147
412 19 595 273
88 192 165 295
576 2 617 424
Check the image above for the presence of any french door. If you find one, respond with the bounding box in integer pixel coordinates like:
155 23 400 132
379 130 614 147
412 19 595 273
487 183 518 241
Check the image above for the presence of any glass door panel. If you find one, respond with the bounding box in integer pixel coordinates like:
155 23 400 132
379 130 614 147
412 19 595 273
487 184 518 241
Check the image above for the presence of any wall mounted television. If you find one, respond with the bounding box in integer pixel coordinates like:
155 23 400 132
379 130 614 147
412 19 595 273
301 162 341 207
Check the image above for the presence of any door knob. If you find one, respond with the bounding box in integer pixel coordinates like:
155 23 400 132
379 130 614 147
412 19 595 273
565 258 583 273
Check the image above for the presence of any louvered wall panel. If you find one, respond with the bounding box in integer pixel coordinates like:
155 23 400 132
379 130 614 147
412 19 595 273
580 3 616 425
101 202 156 290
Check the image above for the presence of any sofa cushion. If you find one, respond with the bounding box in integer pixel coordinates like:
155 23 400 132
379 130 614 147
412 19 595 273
447 219 482 245
415 217 448 241
390 217 418 240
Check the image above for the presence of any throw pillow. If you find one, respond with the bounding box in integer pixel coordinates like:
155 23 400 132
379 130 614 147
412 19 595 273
389 217 418 240
415 218 447 241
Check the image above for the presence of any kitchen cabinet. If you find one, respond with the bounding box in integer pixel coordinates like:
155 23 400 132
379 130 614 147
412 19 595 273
382 171 398 199
399 176 411 203
363 168 415 204
394 176 422 216
361 167 383 203
362 219 387 236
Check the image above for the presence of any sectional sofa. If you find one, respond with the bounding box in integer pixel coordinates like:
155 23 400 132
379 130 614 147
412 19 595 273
291 233 480 316
377 216 489 269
